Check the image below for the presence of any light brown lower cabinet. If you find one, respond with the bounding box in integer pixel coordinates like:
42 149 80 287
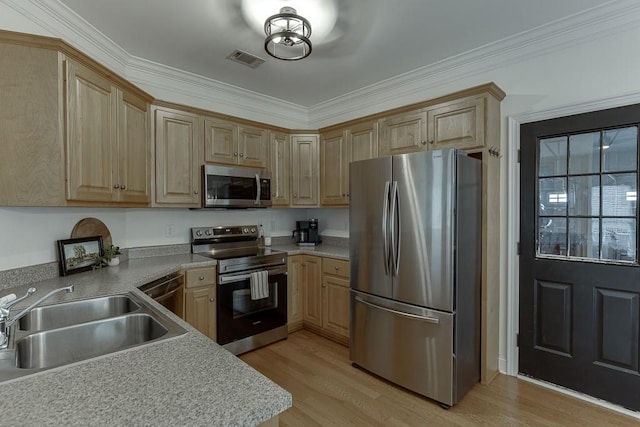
292 255 350 346
183 267 217 342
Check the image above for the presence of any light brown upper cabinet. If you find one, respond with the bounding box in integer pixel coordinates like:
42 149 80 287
204 118 268 168
426 95 485 151
268 131 291 206
378 110 428 156
66 59 150 204
320 121 378 206
154 106 201 207
0 42 66 206
291 134 319 206
320 129 348 206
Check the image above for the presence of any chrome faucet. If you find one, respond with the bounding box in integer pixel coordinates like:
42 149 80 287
0 285 74 348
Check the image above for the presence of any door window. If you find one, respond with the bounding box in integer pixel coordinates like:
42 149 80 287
537 126 638 263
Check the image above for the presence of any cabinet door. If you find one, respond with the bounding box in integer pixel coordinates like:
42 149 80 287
185 286 216 341
66 60 116 202
204 118 238 165
348 121 378 163
291 135 319 206
322 274 350 339
238 125 268 168
154 108 200 206
302 256 323 327
320 130 348 206
287 255 304 329
269 131 290 206
117 90 150 204
426 96 485 150
378 110 428 156
346 121 378 203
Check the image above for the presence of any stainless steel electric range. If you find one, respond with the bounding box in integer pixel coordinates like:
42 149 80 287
191 225 288 355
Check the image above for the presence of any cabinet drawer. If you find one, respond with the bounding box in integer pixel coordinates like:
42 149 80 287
322 258 349 278
185 267 216 288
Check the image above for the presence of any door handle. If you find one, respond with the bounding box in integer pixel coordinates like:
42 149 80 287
355 296 440 324
255 173 261 205
390 181 400 277
382 181 390 276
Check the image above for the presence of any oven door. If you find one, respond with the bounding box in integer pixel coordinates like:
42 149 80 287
217 265 287 345
203 165 271 208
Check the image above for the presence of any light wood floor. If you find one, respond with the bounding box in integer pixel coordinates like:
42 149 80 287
241 330 638 426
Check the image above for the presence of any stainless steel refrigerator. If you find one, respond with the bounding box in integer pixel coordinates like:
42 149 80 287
349 148 481 407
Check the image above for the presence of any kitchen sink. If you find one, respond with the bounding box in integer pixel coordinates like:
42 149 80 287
18 295 141 332
16 313 168 369
0 291 186 382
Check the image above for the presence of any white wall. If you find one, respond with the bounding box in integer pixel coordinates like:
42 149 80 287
0 207 306 271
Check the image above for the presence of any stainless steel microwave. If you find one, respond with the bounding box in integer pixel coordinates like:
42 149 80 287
202 165 272 208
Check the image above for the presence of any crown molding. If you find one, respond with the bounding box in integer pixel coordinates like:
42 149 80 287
2 0 130 74
4 0 640 130
308 0 640 128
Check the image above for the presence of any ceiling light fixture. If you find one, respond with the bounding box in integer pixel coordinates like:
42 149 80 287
264 6 312 61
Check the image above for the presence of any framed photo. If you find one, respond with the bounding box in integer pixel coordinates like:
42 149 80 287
57 236 104 276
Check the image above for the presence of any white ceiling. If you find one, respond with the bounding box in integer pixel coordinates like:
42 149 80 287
58 0 611 107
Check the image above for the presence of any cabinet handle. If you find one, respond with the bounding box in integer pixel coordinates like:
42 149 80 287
239 153 244 158
322 283 326 288
234 152 238 157
293 193 297 197
209 297 215 302
429 140 434 145
113 184 120 189
120 184 126 190
199 276 205 280
194 190 199 195
421 140 427 145
335 266 340 271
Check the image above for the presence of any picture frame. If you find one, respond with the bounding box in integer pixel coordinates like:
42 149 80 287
57 236 104 276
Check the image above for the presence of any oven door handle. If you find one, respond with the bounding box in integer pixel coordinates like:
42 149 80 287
218 267 287 285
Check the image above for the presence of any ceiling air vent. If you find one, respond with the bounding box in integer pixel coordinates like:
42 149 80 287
226 50 265 69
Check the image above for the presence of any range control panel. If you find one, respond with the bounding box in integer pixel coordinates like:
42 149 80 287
191 225 258 242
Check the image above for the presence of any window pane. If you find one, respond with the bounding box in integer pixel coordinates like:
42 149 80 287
568 218 599 258
569 132 600 175
538 217 566 256
603 126 637 173
539 136 567 177
568 175 599 216
601 173 637 216
539 177 567 216
602 218 636 262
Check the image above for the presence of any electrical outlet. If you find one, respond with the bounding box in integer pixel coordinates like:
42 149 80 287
165 224 175 238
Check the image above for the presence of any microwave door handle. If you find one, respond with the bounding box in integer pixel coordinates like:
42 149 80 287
255 173 260 205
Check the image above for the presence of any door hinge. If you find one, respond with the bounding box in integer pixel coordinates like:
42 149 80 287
517 241 521 255
516 333 520 347
517 149 521 163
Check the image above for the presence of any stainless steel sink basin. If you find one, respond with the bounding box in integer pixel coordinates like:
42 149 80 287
16 313 167 369
18 295 141 332
0 291 186 382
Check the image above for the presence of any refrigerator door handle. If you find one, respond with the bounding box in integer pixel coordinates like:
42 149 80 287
390 181 401 277
355 296 440 324
382 181 391 275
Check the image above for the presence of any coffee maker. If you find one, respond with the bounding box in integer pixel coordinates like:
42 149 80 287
292 219 321 246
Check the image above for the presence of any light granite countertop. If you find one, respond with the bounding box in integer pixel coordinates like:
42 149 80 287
0 254 292 426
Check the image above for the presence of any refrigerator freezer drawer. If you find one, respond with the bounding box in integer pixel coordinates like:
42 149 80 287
350 292 454 406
